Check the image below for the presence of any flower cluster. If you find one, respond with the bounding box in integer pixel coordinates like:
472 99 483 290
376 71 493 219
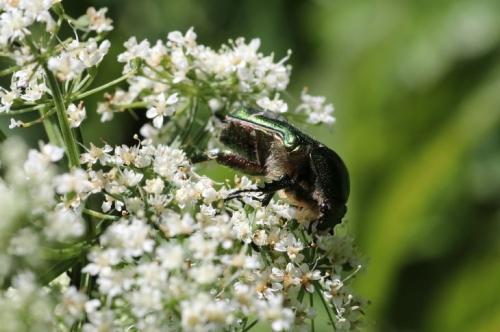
48 38 110 82
75 139 363 331
0 1 364 331
0 0 56 48
97 27 335 136
0 139 87 330
0 2 111 130
0 139 86 274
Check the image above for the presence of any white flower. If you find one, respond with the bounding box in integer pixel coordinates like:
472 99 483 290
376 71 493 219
8 118 23 128
146 92 179 128
153 145 188 181
147 40 168 66
80 143 112 165
208 98 223 112
96 102 114 122
96 268 134 298
255 294 295 332
55 286 88 323
270 263 301 290
296 90 336 125
78 39 110 67
83 308 116 332
180 293 232 331
128 286 162 318
117 37 150 72
0 9 32 45
45 207 85 241
23 144 62 179
297 263 322 293
121 169 143 187
54 169 93 194
8 228 39 256
0 88 17 112
323 277 344 301
48 39 110 81
40 143 65 162
194 177 218 203
48 51 85 81
180 294 208 331
67 102 86 128
159 212 195 238
274 233 304 260
167 27 197 47
10 67 46 102
101 218 154 258
252 229 268 247
188 233 217 260
143 177 164 194
156 243 184 270
232 212 252 243
86 7 113 33
83 249 122 276
257 94 288 113
189 263 220 284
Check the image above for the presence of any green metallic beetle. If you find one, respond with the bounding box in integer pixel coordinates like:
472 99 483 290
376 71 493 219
208 108 350 232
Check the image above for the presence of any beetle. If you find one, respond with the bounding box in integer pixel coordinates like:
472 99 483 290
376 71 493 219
207 108 350 233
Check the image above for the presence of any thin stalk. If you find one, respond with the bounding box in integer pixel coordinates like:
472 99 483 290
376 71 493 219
44 66 80 167
72 71 133 100
83 208 119 221
39 107 64 147
314 281 336 329
297 287 305 302
180 97 198 146
73 126 84 147
0 103 52 115
0 65 20 77
113 101 148 110
242 320 258 332
310 293 315 332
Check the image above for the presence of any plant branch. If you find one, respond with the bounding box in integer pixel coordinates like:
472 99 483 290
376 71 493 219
44 66 80 167
72 71 134 100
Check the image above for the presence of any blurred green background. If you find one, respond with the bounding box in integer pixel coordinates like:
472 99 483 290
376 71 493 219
6 0 500 331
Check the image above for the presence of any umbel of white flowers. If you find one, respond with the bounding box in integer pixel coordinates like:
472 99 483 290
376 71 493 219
0 1 364 331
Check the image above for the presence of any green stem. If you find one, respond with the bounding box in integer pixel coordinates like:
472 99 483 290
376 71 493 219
73 126 84 147
113 101 148 110
0 103 51 115
242 320 258 332
44 66 80 167
82 208 119 221
180 97 198 146
39 107 64 147
20 109 56 128
297 287 305 302
72 71 133 100
310 293 315 332
0 128 6 143
314 281 336 329
0 65 20 77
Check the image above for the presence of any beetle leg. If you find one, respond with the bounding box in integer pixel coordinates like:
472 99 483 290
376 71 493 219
225 176 294 203
215 150 266 175
192 150 266 173
260 192 274 206
190 151 210 163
